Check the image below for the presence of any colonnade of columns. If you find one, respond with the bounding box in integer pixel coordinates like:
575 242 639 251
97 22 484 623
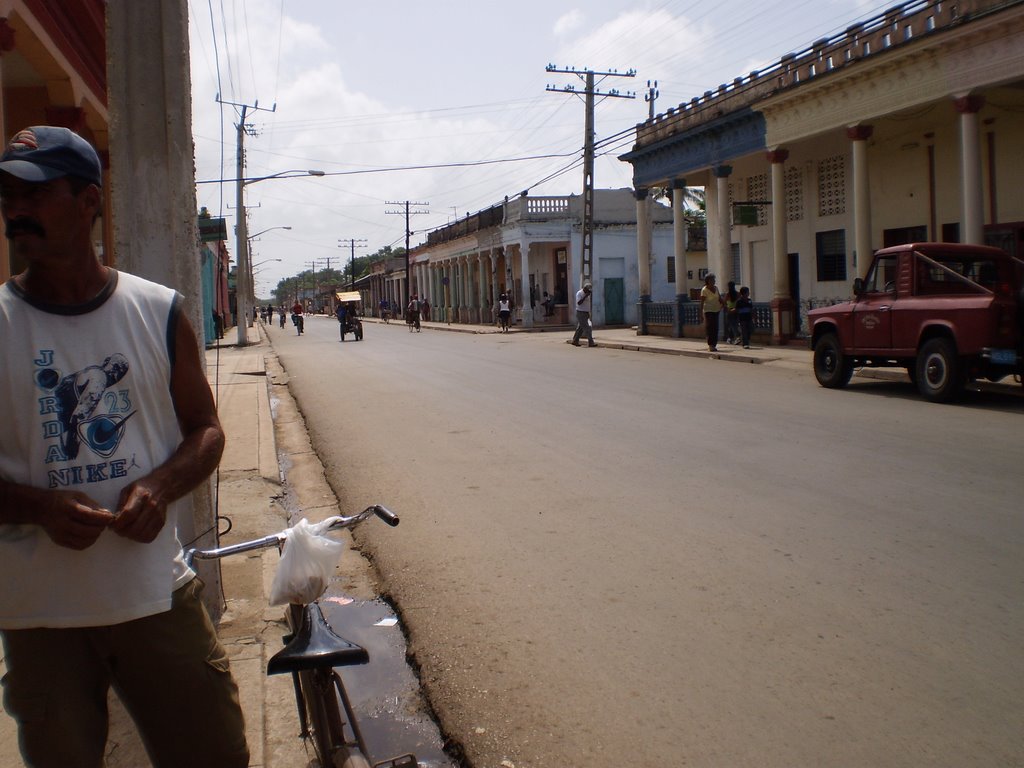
406 244 540 328
632 93 991 343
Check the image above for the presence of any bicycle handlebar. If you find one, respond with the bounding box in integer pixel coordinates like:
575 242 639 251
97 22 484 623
184 504 400 568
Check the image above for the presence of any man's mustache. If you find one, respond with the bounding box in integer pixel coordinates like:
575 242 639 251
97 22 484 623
5 219 45 239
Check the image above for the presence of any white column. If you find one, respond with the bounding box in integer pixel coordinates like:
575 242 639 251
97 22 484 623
458 256 468 322
107 0 218 614
519 241 533 328
427 262 435 311
713 165 732 286
671 179 688 299
635 187 652 299
848 125 873 278
769 150 789 299
490 252 500 319
476 253 486 322
956 95 985 245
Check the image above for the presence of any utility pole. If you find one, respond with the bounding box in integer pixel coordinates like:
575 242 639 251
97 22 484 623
545 66 636 289
385 201 429 306
338 238 368 290
307 259 320 310
645 79 659 120
218 97 276 345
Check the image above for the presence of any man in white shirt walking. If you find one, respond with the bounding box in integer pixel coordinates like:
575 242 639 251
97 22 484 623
571 281 596 347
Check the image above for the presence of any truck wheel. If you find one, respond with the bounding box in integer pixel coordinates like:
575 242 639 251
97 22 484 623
813 333 853 388
915 338 964 402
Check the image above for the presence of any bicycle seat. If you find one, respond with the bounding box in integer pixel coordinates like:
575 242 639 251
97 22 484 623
267 603 369 675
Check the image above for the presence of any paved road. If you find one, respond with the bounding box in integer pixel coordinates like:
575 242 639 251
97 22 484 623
269 315 1023 768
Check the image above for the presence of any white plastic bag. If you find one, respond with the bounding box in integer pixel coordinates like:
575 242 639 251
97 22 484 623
268 518 346 606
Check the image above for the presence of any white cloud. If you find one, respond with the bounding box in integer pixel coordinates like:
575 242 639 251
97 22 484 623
188 0 884 294
554 10 585 37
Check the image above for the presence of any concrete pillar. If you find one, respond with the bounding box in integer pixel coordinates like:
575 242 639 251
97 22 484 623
671 178 688 301
476 253 486 323
445 260 453 322
847 124 874 278
956 95 985 245
519 241 533 328
106 1 219 614
427 262 435 313
713 165 733 286
635 187 652 301
768 149 796 342
467 254 478 323
455 256 464 323
769 150 790 300
489 252 500 321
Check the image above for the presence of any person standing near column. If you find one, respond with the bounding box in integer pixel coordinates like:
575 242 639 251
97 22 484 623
571 281 596 347
700 273 723 352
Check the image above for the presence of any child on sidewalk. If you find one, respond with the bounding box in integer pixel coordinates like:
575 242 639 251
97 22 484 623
736 286 754 348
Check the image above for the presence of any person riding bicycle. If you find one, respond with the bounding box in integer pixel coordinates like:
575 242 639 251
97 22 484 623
406 294 421 332
0 126 248 767
291 300 304 335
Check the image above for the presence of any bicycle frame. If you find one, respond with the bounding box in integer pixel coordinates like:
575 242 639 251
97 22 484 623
186 505 415 768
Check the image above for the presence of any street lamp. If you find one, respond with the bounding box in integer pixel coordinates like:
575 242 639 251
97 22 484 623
249 225 292 240
247 229 290 309
206 169 323 346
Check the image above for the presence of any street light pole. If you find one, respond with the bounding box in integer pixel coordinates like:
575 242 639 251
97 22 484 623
235 107 250 345
219 165 322 346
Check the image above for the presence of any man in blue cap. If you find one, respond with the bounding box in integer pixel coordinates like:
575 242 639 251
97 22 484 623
0 126 249 767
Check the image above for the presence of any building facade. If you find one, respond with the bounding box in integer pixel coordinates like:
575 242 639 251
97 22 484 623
405 189 679 328
621 0 1024 341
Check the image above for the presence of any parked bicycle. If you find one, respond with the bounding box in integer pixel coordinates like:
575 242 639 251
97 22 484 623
187 505 417 768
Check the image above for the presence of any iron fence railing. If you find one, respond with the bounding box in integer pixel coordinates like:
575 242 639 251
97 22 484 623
640 299 774 337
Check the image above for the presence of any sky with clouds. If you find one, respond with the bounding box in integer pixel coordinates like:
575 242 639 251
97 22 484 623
189 0 885 295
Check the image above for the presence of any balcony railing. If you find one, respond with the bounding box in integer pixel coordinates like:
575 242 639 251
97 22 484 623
635 0 1002 147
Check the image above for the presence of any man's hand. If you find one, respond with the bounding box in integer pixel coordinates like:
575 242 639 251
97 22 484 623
111 478 168 543
39 491 116 550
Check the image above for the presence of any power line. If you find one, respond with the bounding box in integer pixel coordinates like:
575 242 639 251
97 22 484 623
338 238 368 290
545 64 636 287
385 201 429 307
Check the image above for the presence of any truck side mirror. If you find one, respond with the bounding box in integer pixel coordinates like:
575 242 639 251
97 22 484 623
852 277 864 296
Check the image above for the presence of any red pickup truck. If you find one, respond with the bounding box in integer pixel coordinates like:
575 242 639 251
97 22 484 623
808 243 1024 402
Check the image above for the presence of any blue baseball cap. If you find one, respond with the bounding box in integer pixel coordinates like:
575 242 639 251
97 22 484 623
0 126 102 187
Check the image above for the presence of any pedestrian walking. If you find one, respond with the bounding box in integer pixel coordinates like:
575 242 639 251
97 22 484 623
736 286 754 348
0 125 249 767
571 281 596 347
498 293 511 332
700 273 723 351
421 296 431 322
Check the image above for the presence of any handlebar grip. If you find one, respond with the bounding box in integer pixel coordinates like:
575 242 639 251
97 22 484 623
372 504 400 527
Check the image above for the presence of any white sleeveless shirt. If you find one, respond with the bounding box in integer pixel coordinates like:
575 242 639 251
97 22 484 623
0 270 193 629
